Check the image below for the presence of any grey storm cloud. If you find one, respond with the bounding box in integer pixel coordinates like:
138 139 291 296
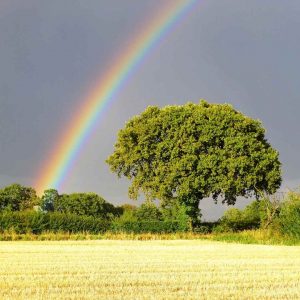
1 0 300 220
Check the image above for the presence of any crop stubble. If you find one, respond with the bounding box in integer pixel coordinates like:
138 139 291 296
0 240 299 299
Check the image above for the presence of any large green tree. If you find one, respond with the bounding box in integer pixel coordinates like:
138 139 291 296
106 101 282 224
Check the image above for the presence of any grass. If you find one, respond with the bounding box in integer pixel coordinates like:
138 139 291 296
210 229 300 246
0 240 300 299
1 229 299 245
0 230 207 241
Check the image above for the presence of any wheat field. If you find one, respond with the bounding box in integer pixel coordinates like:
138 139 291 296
0 240 300 299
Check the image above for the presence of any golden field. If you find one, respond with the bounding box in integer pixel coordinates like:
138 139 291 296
0 240 300 299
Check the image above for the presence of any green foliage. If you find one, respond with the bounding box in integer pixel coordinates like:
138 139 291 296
210 229 299 246
193 222 219 234
0 211 48 234
161 199 192 231
111 201 191 232
218 200 266 232
257 195 281 229
242 201 262 226
113 204 137 223
216 194 283 233
110 220 183 233
40 189 59 212
111 204 137 229
279 191 300 238
135 202 162 222
53 192 120 220
48 212 110 233
217 208 245 232
120 204 137 212
107 100 282 225
0 211 110 234
0 183 38 212
0 210 187 234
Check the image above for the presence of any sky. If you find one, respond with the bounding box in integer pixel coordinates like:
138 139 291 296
1 0 300 220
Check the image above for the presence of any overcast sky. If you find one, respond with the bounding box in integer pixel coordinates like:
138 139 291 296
1 0 299 220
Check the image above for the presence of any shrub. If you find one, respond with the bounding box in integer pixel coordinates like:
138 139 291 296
48 212 109 233
0 211 110 234
111 205 137 229
219 208 247 231
112 201 191 233
218 195 284 233
161 200 192 231
278 191 300 238
218 201 263 232
193 225 210 234
193 222 219 234
110 220 181 233
0 211 47 234
135 202 163 222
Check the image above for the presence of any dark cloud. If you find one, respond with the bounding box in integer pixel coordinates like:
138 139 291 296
1 0 299 220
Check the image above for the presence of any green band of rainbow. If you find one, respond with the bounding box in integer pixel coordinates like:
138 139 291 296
35 0 198 194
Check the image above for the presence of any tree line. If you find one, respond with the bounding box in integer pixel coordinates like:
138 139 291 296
0 183 191 233
0 183 300 238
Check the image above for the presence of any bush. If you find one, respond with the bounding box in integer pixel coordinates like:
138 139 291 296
0 211 47 234
48 213 110 233
218 202 262 232
110 220 184 233
135 203 163 222
219 208 251 232
0 211 110 234
278 191 300 238
193 225 210 234
112 201 191 233
161 200 192 231
193 222 219 234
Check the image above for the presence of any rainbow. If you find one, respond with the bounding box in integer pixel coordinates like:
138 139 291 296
35 0 198 194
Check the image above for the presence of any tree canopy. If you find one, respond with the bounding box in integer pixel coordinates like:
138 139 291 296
40 189 59 212
106 100 282 223
50 192 121 220
0 183 38 211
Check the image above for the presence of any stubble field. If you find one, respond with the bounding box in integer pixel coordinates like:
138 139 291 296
0 240 300 299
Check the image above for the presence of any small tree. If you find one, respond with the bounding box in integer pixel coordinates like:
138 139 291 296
53 192 118 220
0 183 38 211
278 191 300 237
161 199 191 231
107 100 282 225
258 193 282 229
40 189 59 212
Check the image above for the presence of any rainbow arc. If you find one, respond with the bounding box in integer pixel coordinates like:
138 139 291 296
35 0 198 194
